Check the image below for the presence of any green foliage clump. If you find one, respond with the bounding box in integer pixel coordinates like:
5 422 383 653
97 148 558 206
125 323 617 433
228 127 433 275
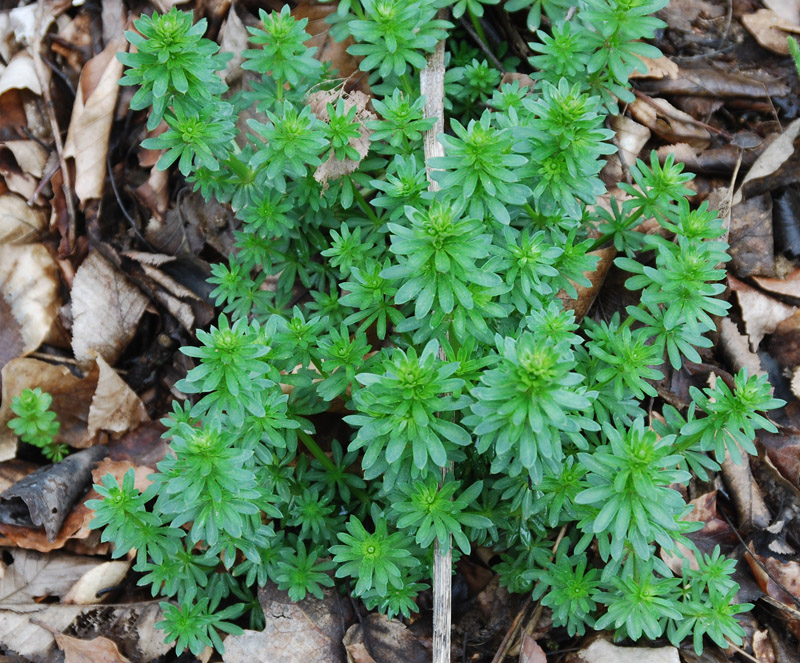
8 387 68 462
85 0 785 657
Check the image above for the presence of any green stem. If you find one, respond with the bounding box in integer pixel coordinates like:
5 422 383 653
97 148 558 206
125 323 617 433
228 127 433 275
468 9 489 49
352 186 383 229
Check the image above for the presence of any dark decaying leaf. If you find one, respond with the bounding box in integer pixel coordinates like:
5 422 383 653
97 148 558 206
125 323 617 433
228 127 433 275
728 193 775 277
772 186 800 258
342 613 428 663
0 445 107 541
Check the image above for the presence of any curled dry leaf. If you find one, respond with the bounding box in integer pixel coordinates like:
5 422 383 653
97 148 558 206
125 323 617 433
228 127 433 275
63 560 130 605
520 633 547 663
0 51 41 96
628 96 711 149
628 55 679 80
0 445 107 541
733 118 800 206
71 251 149 368
310 89 375 187
63 37 125 204
219 1 250 85
636 67 789 99
0 243 61 358
728 274 796 351
0 192 47 243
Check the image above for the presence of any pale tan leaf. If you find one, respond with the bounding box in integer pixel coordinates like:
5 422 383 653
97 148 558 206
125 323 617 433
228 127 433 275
86 356 148 441
629 55 679 79
0 243 61 355
63 561 130 605
63 38 125 203
71 251 148 368
52 633 131 663
1 140 48 177
0 549 102 603
0 51 41 96
765 0 800 24
742 9 800 55
571 639 679 663
754 268 800 298
729 274 797 351
0 193 47 243
219 2 250 84
0 602 167 663
520 633 547 663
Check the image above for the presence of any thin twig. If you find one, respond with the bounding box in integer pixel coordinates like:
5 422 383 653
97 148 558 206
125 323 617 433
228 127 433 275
421 13 451 663
459 16 506 74
32 0 77 254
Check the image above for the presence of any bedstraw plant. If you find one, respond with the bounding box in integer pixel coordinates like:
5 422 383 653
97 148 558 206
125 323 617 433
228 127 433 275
88 0 782 656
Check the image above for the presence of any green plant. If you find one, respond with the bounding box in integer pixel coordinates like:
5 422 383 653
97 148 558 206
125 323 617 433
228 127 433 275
8 387 68 462
86 1 785 657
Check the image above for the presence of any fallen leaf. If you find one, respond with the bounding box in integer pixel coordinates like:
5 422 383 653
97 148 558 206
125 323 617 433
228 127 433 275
0 295 24 386
0 191 45 244
0 548 104 603
742 9 800 55
342 613 427 663
71 251 149 368
637 67 789 99
0 51 41 96
752 628 776 663
520 633 547 663
567 638 679 663
754 268 800 298
52 632 131 663
86 356 148 442
219 1 250 84
629 96 710 148
746 540 800 607
64 38 125 204
628 55 679 79
558 246 616 321
0 445 108 541
63 560 130 605
734 118 800 206
729 193 775 278
0 601 167 663
0 243 62 356
728 274 796 351
223 584 350 663
609 114 650 169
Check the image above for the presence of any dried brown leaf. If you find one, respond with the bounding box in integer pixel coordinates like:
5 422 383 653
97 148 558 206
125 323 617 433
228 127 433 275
63 560 130 604
223 584 349 663
0 243 61 357
728 274 796 350
71 251 149 368
86 356 147 443
742 9 800 55
0 548 104 603
293 3 362 80
520 633 547 663
0 192 47 243
342 613 427 663
729 193 775 278
558 246 616 321
567 639 679 663
629 96 710 148
64 38 125 204
52 632 131 663
734 118 800 206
